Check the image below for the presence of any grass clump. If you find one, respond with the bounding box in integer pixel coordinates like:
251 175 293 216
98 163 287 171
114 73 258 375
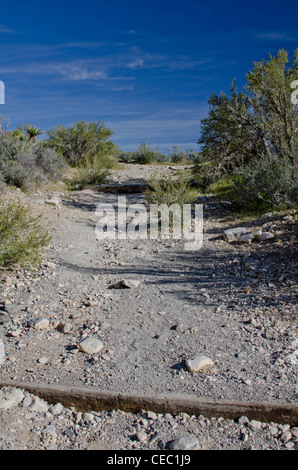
66 155 111 190
145 173 198 206
0 199 51 269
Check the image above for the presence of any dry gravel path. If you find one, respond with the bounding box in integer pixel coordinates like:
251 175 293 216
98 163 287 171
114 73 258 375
0 164 297 450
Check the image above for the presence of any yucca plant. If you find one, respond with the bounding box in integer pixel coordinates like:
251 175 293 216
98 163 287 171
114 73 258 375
25 125 44 141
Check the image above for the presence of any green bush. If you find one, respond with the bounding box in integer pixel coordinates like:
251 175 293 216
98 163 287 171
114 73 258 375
233 156 298 209
145 173 198 206
0 199 51 269
46 120 115 166
193 49 298 208
66 155 110 190
169 146 188 164
117 151 135 163
132 142 159 164
117 143 169 164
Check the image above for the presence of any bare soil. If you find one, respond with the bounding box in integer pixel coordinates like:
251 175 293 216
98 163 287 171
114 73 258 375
0 163 297 450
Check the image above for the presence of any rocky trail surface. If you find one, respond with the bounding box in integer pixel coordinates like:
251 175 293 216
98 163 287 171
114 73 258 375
0 164 297 450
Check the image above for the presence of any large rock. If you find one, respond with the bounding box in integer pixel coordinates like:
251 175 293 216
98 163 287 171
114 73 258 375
30 318 49 330
238 233 254 244
258 232 274 241
29 396 49 413
167 436 200 450
185 355 215 373
0 388 25 410
112 279 141 289
78 337 104 354
223 227 247 242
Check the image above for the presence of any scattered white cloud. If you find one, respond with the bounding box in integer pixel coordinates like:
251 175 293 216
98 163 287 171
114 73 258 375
127 58 145 69
54 64 108 81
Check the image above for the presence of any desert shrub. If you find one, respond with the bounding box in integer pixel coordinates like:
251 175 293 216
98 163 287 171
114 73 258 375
117 143 169 164
233 156 298 209
0 199 51 268
117 151 134 163
132 142 158 164
169 146 188 164
0 134 33 160
35 147 66 179
0 172 5 190
153 151 170 163
0 158 36 190
0 134 66 190
66 156 110 190
46 120 115 166
145 173 198 206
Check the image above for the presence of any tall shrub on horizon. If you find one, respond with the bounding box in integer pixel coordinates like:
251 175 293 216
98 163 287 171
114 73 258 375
193 49 298 201
46 120 116 166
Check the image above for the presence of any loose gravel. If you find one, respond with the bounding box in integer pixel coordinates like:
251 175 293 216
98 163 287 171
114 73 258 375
0 164 297 450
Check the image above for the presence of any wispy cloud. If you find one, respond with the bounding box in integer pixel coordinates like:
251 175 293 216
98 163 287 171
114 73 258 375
0 25 17 34
52 63 109 81
126 53 213 71
256 32 296 41
127 58 145 69
0 59 110 82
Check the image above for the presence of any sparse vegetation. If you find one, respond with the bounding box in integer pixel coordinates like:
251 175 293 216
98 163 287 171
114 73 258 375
117 142 169 164
0 199 51 269
145 172 198 206
66 155 110 190
0 124 66 190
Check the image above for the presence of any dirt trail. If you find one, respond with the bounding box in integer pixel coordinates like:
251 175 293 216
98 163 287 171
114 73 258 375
1 164 297 407
0 164 298 450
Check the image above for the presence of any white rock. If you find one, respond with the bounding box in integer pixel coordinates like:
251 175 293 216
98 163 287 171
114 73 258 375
50 402 64 415
82 412 94 422
249 420 262 430
185 355 215 373
281 431 292 443
45 197 60 206
29 396 49 413
113 279 141 289
9 328 22 337
46 262 56 269
38 357 48 364
168 436 199 450
31 318 49 330
239 233 254 244
22 395 33 408
136 431 147 442
146 411 157 420
258 232 274 241
57 321 72 334
0 388 24 410
41 425 57 444
251 229 262 237
78 336 104 354
223 227 247 242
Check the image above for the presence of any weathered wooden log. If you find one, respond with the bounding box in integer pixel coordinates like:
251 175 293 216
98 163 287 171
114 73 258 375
1 380 298 425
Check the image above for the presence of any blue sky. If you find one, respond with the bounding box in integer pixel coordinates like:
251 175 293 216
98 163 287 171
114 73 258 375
0 0 297 154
